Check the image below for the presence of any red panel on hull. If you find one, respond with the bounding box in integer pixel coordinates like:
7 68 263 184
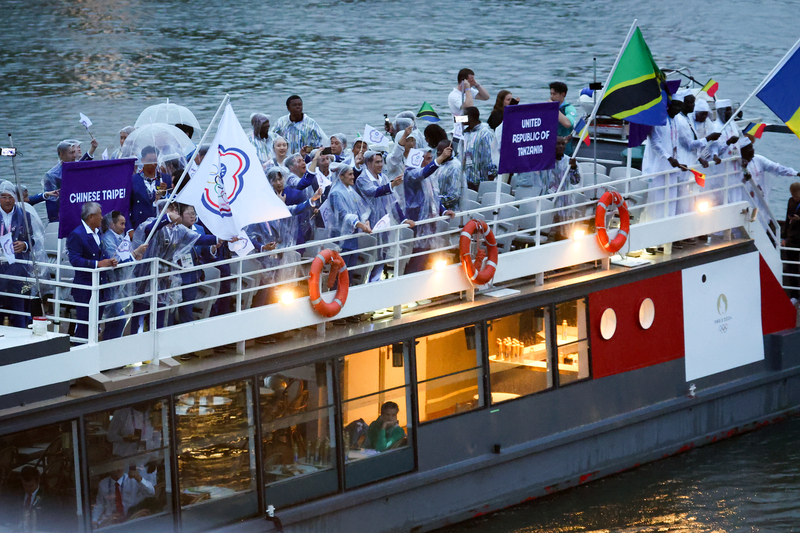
589 272 685 379
760 255 796 335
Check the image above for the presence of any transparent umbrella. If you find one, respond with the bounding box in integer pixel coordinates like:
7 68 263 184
135 102 202 138
120 123 195 170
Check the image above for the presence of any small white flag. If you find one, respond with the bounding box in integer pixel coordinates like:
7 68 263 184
79 113 93 129
0 233 16 264
406 148 425 169
315 169 332 190
372 214 391 232
318 198 334 229
101 148 109 160
364 124 389 148
116 235 133 262
453 122 464 141
228 230 255 258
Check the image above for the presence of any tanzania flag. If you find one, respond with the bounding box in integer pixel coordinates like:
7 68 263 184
757 41 800 139
574 117 591 146
597 27 667 126
417 102 440 123
702 79 719 97
690 168 706 187
744 122 766 138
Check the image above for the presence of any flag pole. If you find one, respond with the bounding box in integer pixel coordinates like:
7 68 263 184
143 93 230 246
555 19 639 194
719 37 800 134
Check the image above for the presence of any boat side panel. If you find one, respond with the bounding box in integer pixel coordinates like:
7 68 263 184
588 271 685 379
759 254 797 335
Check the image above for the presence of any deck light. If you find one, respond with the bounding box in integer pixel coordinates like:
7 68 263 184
434 259 448 271
279 289 295 305
697 201 709 212
572 228 586 241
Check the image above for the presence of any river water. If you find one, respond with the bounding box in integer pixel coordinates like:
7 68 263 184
1 3 799 529
439 416 800 533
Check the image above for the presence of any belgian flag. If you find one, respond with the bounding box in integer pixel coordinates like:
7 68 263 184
597 27 667 126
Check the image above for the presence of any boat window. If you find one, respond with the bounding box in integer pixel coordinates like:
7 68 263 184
555 298 591 385
0 421 80 532
416 326 484 422
260 362 338 508
487 307 553 403
84 399 172 531
340 345 412 466
174 380 258 532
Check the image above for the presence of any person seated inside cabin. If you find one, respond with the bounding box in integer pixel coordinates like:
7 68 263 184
13 465 55 531
365 401 406 452
91 466 155 528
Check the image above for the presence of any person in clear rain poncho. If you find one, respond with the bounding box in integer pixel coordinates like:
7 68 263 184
330 133 350 163
398 146 456 273
111 126 136 160
356 150 405 282
327 164 373 281
249 113 276 169
0 181 45 328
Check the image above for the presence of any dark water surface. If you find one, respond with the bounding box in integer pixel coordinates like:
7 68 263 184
439 416 800 533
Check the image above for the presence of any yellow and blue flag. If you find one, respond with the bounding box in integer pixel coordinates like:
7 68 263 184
574 117 591 146
757 41 800 139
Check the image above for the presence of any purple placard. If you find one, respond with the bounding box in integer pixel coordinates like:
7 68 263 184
499 101 559 174
59 159 135 239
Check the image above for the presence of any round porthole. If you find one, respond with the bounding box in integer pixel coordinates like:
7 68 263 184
600 308 617 340
639 298 655 330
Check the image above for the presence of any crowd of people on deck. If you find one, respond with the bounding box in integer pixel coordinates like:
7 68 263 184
2 67 799 346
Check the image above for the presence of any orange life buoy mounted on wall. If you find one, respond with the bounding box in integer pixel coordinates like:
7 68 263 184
459 219 499 286
595 191 630 254
309 249 349 318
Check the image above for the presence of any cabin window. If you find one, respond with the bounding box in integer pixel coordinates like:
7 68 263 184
260 362 338 507
555 298 591 384
0 421 80 531
174 380 257 532
416 326 484 422
84 400 172 531
340 344 414 488
487 307 553 403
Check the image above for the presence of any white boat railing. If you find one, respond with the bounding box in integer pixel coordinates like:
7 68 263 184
0 156 781 381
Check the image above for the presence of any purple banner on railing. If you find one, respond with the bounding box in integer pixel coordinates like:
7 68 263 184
498 101 559 174
59 159 135 239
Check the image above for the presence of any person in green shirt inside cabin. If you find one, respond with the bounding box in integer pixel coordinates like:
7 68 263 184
365 401 406 452
550 81 578 156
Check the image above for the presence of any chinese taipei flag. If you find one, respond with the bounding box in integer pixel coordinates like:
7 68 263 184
177 104 290 239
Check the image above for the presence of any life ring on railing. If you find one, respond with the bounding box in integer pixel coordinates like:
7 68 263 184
595 191 630 254
459 219 498 286
309 249 349 318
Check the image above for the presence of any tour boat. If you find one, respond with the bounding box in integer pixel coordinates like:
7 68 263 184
0 143 797 533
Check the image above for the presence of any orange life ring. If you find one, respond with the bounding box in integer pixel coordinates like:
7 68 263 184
595 191 630 254
309 249 349 318
459 219 498 286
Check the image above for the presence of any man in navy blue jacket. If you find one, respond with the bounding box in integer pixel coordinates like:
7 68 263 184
130 146 173 230
67 202 118 341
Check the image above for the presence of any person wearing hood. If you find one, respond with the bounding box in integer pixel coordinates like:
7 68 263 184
249 113 276 168
330 133 350 163
356 150 405 282
271 95 328 156
264 136 289 170
642 96 692 221
399 145 456 274
327 164 373 282
707 99 742 206
42 139 97 223
673 90 721 215
434 140 464 210
111 126 135 160
0 181 41 328
461 106 497 190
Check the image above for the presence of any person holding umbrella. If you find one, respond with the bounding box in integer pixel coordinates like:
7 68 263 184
129 146 173 230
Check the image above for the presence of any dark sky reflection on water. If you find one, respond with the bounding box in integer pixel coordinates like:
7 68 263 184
439 417 800 533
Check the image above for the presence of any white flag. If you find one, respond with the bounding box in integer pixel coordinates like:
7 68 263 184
101 148 109 161
318 198 334 229
364 124 389 148
406 148 425 169
0 233 15 264
175 104 291 240
228 230 255 258
79 113 93 129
